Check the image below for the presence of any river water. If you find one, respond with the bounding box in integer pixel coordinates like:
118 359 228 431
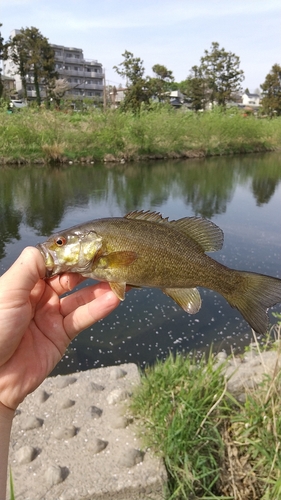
1 153 280 375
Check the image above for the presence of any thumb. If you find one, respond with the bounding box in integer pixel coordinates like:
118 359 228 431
0 247 46 296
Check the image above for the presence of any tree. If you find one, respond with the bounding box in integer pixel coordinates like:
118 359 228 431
185 65 207 111
200 42 244 107
46 78 70 108
114 50 145 85
113 50 150 112
148 64 174 102
0 24 3 97
8 27 57 105
261 64 281 117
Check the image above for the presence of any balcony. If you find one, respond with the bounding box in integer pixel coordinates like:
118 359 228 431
57 68 104 78
68 82 103 90
27 89 47 98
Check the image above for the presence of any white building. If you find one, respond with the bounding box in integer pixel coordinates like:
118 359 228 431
242 91 261 107
3 30 104 101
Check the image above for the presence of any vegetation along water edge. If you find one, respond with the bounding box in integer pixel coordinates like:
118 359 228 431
1 105 281 165
130 316 281 499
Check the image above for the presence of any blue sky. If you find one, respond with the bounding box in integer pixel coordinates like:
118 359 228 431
1 0 280 91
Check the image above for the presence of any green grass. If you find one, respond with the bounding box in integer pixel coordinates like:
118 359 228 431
130 323 281 499
9 468 15 500
130 353 236 499
1 105 281 164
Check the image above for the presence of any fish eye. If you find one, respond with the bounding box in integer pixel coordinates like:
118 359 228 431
55 236 66 246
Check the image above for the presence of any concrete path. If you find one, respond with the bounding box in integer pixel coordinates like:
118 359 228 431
8 364 167 500
8 345 281 499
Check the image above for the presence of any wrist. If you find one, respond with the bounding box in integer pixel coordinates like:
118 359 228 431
0 402 15 499
0 401 16 422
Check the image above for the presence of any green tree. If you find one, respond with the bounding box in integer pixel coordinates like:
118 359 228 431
261 64 281 117
113 50 150 112
8 27 57 105
148 64 174 102
200 42 244 107
185 65 207 111
0 23 6 98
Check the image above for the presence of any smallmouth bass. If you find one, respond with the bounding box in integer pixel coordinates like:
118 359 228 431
37 210 281 334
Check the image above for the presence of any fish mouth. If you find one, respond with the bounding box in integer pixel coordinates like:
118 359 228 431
36 243 56 278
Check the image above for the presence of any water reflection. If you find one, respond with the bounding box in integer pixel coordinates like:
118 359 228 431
0 153 281 374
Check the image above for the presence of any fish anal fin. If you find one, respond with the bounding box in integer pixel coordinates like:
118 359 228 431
163 287 202 314
109 282 126 300
95 251 138 269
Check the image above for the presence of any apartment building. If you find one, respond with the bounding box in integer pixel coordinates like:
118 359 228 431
3 30 104 101
52 44 104 100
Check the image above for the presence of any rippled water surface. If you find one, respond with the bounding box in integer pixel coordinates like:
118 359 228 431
1 153 280 374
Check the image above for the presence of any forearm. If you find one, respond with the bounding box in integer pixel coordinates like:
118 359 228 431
0 403 14 500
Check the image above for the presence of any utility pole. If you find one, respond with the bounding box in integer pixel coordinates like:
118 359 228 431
103 69 106 110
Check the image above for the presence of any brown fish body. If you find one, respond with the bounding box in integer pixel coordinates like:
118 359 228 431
37 210 281 334
89 216 232 290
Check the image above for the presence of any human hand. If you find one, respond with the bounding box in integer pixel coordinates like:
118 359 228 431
0 247 120 411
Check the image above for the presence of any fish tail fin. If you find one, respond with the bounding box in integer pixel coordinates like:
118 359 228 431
225 271 281 334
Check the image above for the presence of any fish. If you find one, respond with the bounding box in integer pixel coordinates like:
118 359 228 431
36 210 281 334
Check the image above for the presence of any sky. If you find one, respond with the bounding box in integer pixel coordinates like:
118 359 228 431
1 0 280 92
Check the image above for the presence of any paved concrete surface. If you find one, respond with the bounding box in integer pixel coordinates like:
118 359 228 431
8 364 167 500
9 345 280 499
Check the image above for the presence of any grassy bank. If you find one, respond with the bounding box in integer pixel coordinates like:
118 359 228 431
130 323 281 499
1 106 281 164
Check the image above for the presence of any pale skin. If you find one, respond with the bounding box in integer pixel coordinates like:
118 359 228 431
0 247 120 498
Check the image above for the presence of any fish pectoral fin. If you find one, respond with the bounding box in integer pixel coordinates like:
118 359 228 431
162 287 202 314
109 281 126 300
95 251 138 269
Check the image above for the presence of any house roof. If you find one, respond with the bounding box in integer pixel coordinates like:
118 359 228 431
244 92 260 98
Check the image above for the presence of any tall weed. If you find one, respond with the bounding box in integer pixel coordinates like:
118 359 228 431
1 107 281 164
130 353 234 499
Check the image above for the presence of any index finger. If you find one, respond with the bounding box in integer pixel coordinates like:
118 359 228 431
46 273 87 296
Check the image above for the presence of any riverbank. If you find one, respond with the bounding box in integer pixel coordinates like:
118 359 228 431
1 107 281 165
8 329 281 500
131 328 281 499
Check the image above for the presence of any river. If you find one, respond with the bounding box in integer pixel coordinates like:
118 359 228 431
1 153 280 375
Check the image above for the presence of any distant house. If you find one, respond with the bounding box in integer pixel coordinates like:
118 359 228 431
242 91 261 107
109 87 127 108
109 88 188 109
169 90 186 108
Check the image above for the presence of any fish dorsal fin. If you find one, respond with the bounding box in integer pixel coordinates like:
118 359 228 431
125 210 169 224
125 210 223 252
169 217 224 252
